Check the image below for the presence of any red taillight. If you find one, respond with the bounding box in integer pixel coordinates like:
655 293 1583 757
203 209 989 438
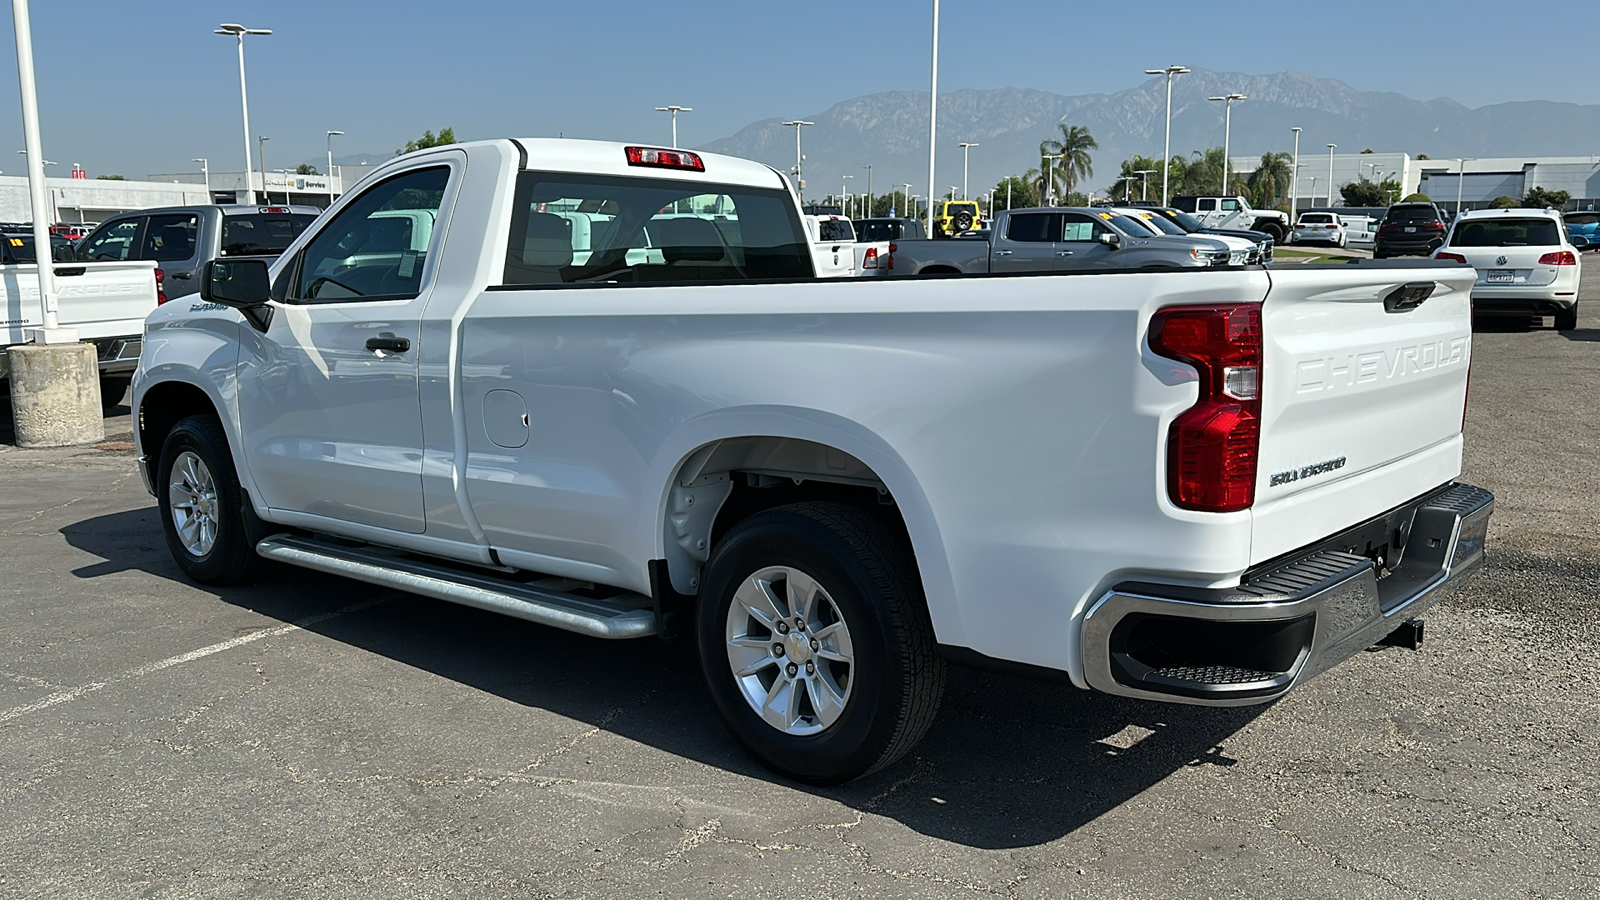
1538 250 1577 266
862 246 878 269
624 146 705 172
259 206 289 214
1326 224 1339 230
887 242 896 271
1149 304 1263 513
154 267 167 305
1435 252 1467 263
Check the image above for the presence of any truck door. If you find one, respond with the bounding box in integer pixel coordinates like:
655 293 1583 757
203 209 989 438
992 212 1062 272
1054 213 1119 268
236 158 459 534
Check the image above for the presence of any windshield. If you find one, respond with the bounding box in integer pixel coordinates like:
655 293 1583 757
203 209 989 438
220 213 318 256
1450 218 1562 247
1108 215 1156 236
1163 210 1204 232
1136 213 1186 235
1565 212 1599 226
3 234 73 263
1387 205 1439 222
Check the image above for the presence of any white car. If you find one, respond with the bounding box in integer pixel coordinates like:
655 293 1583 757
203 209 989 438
1110 207 1255 265
1434 208 1582 331
1292 212 1348 248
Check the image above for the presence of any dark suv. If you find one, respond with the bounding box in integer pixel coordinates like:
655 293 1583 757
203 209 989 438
1374 202 1448 258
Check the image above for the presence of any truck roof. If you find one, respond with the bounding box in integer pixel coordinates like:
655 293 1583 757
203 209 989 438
506 139 790 192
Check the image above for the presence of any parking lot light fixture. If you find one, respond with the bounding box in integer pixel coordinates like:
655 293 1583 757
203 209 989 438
1145 65 1189 205
958 143 978 199
926 0 940 236
1208 93 1247 195
900 182 913 218
1290 127 1302 216
862 164 873 216
781 120 812 202
841 174 853 215
192 158 209 199
1042 153 1064 206
215 23 272 205
257 135 269 204
1134 168 1156 201
653 106 692 149
325 131 343 203
1326 143 1337 207
1456 158 1471 216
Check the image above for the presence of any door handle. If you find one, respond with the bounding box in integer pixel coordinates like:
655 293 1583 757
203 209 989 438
994 249 1013 256
1056 250 1075 256
171 271 192 280
365 334 410 353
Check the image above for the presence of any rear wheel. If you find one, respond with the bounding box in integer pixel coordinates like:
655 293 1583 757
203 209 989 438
1261 222 1288 244
99 375 129 413
1554 303 1578 332
157 415 263 586
696 502 944 784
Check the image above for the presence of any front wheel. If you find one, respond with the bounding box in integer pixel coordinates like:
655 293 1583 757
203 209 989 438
696 502 944 784
1262 222 1288 244
157 415 263 586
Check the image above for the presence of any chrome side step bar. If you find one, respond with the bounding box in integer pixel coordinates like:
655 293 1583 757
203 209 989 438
255 534 657 640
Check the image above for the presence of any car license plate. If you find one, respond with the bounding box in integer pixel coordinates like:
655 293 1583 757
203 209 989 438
1404 226 1416 233
1487 269 1514 283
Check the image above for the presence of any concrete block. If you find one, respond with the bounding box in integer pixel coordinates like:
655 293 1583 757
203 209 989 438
7 342 104 448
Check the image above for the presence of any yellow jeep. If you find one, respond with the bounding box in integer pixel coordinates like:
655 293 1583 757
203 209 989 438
931 200 981 237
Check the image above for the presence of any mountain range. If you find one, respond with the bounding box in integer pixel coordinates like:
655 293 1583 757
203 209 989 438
699 69 1600 201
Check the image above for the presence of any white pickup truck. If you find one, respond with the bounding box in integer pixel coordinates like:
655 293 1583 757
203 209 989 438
132 138 1493 784
804 214 887 277
2 256 160 404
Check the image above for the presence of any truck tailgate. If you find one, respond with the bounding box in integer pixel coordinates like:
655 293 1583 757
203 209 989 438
1250 263 1477 564
1 261 159 345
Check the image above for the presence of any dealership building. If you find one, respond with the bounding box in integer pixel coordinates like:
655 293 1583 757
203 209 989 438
0 164 382 224
1229 152 1600 213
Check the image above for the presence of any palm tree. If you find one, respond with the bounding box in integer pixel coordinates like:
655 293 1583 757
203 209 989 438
1042 124 1097 199
1246 151 1294 209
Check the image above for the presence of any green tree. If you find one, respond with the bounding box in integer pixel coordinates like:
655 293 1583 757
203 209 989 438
1402 193 1432 202
870 191 912 217
1417 154 1431 160
1524 186 1571 209
95 174 125 180
1178 147 1226 196
295 163 319 175
1360 148 1375 154
396 127 457 157
1106 155 1163 202
992 175 1037 210
1041 123 1097 199
1489 195 1519 209
1341 179 1389 206
1245 151 1294 209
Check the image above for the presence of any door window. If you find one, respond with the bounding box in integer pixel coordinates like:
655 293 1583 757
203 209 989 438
293 166 450 302
1220 199 1240 211
139 213 199 262
1005 213 1060 243
1059 213 1111 242
1197 199 1216 212
78 218 142 261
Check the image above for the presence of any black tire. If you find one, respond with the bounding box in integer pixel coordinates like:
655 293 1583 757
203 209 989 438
953 210 974 232
99 375 129 413
156 414 263 586
696 502 944 784
1261 222 1288 244
1554 302 1578 332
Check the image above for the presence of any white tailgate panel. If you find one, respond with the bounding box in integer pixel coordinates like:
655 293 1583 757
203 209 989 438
1250 264 1477 563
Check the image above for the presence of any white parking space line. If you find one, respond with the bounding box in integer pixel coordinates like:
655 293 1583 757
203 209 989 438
0 596 390 725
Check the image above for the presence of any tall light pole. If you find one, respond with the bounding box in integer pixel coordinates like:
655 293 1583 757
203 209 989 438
1289 126 1301 217
654 105 692 149
1326 143 1337 207
926 0 940 236
12 0 64 338
1456 158 1471 216
841 174 853 216
957 142 978 199
1208 93 1246 195
215 23 271 205
257 135 270 204
193 157 210 200
899 182 912 218
1308 176 1318 210
1042 153 1064 205
1145 65 1189 205
325 130 343 204
862 164 873 217
1135 168 1156 201
781 119 812 202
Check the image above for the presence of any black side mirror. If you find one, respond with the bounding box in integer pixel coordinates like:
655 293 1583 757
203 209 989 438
201 258 271 307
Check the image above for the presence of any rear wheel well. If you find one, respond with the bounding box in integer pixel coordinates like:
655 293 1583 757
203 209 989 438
138 381 221 468
917 265 961 276
663 437 915 598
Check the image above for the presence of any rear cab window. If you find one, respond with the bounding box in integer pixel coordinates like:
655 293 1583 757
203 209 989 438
501 172 811 285
815 218 855 242
221 211 318 256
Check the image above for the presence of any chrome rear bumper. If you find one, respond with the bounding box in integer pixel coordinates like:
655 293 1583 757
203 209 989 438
1081 482 1493 706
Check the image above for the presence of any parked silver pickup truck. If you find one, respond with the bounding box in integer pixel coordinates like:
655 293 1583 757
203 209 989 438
887 207 1234 276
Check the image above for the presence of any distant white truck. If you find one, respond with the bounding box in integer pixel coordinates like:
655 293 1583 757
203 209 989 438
804 215 888 277
0 258 160 407
1172 196 1291 244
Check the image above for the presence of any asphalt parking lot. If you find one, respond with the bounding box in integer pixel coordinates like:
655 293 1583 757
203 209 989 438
1 266 1596 898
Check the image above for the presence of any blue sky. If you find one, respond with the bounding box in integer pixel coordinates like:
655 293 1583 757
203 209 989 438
0 0 1588 180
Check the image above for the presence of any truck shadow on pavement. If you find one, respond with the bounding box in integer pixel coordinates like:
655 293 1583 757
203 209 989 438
62 506 1265 850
